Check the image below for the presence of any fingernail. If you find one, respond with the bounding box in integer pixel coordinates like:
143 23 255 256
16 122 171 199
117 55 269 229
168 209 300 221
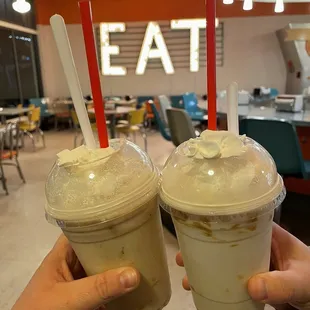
255 278 268 301
120 269 138 289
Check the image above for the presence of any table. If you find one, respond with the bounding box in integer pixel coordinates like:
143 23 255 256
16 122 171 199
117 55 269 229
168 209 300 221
53 100 73 105
198 100 310 127
217 103 310 127
106 99 137 106
88 107 135 138
53 100 94 106
0 107 31 124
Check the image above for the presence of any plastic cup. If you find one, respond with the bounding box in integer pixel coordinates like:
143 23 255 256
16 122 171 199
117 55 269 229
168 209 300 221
45 139 171 310
159 130 286 310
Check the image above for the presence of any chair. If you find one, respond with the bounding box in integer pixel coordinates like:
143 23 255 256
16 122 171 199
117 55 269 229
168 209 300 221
166 108 196 147
8 104 29 123
19 107 46 151
240 118 310 179
158 95 172 125
71 110 98 148
137 96 154 106
150 101 171 142
145 100 155 128
116 108 148 151
144 99 161 129
170 95 184 109
71 110 84 148
182 92 205 120
0 123 26 195
52 101 73 130
29 98 55 118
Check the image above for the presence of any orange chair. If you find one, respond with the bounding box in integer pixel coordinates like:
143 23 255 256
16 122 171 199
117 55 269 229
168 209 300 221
145 99 161 129
145 100 154 128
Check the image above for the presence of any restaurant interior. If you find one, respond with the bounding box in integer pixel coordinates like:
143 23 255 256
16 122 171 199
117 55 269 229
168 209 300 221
1 0 310 309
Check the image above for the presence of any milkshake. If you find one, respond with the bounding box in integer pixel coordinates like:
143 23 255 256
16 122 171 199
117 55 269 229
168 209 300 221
45 139 171 310
159 130 285 310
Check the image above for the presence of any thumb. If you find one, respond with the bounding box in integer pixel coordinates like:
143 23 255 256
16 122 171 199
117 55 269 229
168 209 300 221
63 267 140 310
248 270 308 305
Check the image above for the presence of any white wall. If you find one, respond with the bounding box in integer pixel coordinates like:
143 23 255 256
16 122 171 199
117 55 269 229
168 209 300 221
37 15 310 98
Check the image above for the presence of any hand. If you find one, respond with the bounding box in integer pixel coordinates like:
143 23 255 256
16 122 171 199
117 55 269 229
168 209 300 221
13 235 140 310
176 224 310 310
249 224 310 309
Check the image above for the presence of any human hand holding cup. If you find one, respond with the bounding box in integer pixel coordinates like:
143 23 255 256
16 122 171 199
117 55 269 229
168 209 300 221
176 224 310 310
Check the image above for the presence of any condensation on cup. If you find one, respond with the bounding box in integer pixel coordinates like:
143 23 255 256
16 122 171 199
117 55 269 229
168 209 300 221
159 130 286 310
45 139 171 310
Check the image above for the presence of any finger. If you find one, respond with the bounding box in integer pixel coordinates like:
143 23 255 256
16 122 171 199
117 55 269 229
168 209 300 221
63 267 140 310
53 234 70 249
47 234 73 264
51 235 86 279
176 252 184 267
248 270 309 305
182 276 190 291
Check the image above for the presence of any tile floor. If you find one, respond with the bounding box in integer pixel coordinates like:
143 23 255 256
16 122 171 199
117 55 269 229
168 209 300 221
0 130 273 310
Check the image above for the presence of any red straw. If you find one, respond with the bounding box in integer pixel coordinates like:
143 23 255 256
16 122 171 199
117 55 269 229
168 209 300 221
206 0 217 130
79 0 109 148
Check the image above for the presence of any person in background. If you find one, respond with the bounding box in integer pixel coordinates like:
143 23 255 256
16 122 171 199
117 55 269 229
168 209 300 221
176 224 310 310
12 235 140 310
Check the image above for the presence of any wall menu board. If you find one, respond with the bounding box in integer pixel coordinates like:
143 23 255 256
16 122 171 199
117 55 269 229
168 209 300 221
96 20 224 76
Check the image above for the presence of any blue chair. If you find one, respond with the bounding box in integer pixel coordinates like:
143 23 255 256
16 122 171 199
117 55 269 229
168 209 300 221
150 102 171 142
270 88 279 98
182 92 205 121
158 95 172 125
170 95 184 109
29 98 54 118
240 118 310 179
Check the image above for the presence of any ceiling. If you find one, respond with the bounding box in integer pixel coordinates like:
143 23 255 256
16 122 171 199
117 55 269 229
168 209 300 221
34 0 310 24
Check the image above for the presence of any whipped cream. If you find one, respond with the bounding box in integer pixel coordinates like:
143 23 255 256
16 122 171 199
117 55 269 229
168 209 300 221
183 130 246 159
57 145 116 167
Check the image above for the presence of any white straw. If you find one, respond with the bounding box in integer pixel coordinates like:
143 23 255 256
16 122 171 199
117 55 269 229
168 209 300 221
227 82 239 135
50 14 96 149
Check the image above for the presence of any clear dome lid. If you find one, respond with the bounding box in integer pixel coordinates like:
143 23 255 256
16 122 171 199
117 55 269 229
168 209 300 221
159 130 285 216
45 139 158 227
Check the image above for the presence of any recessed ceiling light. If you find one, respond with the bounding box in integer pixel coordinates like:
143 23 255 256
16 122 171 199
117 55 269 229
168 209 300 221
12 0 31 14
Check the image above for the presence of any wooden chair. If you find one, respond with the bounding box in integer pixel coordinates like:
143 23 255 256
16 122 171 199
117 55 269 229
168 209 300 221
52 102 73 130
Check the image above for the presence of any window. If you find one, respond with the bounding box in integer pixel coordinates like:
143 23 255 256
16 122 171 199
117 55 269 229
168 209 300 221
0 27 40 106
0 28 19 101
14 31 38 98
